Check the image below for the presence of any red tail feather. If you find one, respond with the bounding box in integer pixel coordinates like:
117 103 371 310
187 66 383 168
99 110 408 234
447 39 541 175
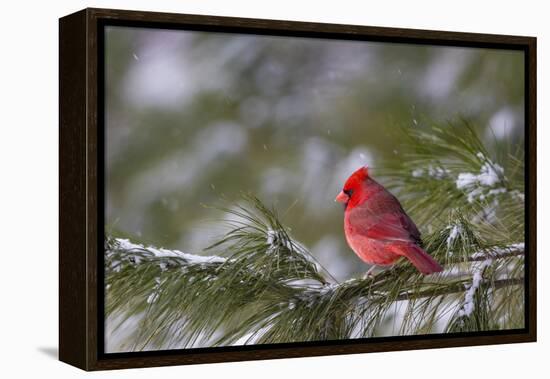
391 243 443 275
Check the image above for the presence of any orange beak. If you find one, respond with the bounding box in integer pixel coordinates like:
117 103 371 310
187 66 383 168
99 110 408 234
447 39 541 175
335 191 349 203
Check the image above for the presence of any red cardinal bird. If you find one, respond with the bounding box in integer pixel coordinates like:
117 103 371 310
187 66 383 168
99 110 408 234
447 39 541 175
335 166 443 275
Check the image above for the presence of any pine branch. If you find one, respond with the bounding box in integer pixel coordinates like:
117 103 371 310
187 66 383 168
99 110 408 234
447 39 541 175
106 237 524 308
394 277 524 301
466 248 524 262
105 203 524 348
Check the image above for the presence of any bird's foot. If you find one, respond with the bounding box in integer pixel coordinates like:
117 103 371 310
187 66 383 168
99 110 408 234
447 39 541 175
362 265 377 279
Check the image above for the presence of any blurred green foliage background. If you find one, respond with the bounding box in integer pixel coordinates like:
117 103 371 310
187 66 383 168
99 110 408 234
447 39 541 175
105 26 524 281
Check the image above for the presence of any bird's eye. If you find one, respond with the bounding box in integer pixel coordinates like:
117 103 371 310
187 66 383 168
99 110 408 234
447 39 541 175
343 189 353 197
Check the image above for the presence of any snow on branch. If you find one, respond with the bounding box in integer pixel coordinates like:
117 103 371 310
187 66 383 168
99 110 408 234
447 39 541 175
106 238 227 275
456 153 506 203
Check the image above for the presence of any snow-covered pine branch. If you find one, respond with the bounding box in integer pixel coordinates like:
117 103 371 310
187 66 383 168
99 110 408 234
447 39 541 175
105 198 524 350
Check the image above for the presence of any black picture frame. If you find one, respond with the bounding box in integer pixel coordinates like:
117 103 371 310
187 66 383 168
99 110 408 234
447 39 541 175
59 7 537 371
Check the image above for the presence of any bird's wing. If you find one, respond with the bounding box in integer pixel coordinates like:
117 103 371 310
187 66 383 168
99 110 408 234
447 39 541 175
347 191 421 244
365 213 421 243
